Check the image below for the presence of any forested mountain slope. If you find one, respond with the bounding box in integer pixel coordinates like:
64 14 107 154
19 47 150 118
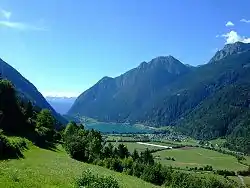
68 56 191 121
0 58 66 125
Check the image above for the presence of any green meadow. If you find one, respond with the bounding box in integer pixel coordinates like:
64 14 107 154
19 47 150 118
153 147 248 171
0 144 158 188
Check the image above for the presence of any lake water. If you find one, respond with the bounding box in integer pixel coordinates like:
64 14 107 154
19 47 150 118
85 122 154 133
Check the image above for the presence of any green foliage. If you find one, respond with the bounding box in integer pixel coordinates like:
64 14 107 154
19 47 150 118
140 148 154 165
63 121 79 139
35 109 57 145
140 163 166 185
165 171 237 188
64 123 103 162
75 169 119 188
0 134 28 159
0 80 27 133
216 169 235 176
116 144 130 159
237 166 250 176
103 142 114 158
131 149 139 161
36 109 55 129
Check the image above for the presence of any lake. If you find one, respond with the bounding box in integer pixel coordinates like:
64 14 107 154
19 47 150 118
85 122 155 133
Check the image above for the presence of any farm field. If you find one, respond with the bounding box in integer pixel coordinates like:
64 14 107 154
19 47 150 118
243 176 250 187
229 176 250 188
153 139 199 147
111 141 163 152
153 147 248 171
245 156 250 165
0 144 159 188
209 138 226 147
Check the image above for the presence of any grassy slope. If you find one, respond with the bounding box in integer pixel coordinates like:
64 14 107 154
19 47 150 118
153 147 248 171
0 145 159 188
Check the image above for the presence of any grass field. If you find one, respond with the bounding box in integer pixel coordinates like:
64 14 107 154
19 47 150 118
153 147 248 171
155 139 199 147
245 156 250 165
0 144 158 188
243 176 250 187
209 138 226 147
111 142 163 153
229 176 250 188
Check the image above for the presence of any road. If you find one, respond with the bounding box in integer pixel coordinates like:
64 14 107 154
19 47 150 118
136 142 173 149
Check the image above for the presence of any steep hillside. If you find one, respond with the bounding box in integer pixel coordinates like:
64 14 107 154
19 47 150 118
0 58 66 125
146 47 250 127
68 56 191 121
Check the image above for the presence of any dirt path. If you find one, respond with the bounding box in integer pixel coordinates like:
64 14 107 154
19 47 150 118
238 175 246 187
136 142 173 149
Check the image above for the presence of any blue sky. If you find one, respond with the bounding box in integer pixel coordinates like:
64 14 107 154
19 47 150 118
0 0 250 97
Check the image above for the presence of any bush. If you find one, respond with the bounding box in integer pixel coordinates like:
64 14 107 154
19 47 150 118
237 166 250 176
141 163 166 185
0 134 24 159
216 170 235 176
103 158 123 172
75 169 119 188
165 171 236 188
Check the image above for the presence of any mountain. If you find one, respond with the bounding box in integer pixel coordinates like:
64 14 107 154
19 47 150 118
0 58 67 125
46 96 76 115
68 56 191 121
69 42 250 153
209 42 250 63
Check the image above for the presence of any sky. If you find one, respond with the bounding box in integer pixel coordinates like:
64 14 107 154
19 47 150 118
0 0 249 97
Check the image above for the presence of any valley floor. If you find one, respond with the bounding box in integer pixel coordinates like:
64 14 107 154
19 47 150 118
0 145 159 188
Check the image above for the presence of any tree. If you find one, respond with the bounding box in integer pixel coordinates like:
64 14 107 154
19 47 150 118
141 163 165 185
140 148 154 165
131 149 139 161
117 144 129 159
36 109 55 129
24 101 34 119
35 109 55 142
63 121 79 140
103 143 114 158
0 80 25 133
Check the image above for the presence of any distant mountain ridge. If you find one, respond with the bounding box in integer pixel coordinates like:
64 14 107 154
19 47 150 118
0 58 67 125
46 96 76 115
209 42 250 63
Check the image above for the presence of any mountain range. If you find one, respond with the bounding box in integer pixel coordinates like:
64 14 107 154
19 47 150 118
0 58 67 125
46 96 76 115
68 42 250 153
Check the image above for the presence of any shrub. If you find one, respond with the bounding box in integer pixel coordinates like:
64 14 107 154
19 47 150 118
0 134 23 159
75 169 119 188
216 170 235 176
141 163 166 185
103 158 123 172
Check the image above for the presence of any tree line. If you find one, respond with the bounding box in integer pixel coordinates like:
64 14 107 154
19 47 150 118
0 79 61 159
